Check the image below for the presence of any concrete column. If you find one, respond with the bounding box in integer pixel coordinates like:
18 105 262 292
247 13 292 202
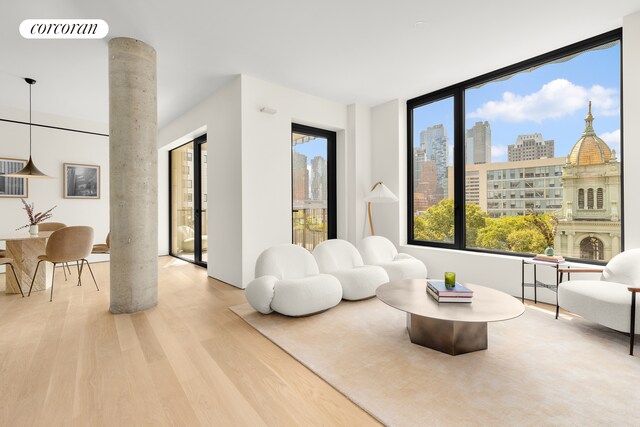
108 37 158 313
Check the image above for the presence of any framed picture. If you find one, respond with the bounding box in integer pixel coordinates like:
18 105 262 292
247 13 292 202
0 157 28 198
64 163 100 199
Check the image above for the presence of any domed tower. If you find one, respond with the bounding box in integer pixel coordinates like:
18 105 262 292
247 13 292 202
555 102 621 261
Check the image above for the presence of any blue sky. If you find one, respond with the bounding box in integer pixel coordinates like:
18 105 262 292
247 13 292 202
293 136 327 165
413 42 621 164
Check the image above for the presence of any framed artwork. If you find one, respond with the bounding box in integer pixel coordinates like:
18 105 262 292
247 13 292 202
0 157 28 198
64 163 100 199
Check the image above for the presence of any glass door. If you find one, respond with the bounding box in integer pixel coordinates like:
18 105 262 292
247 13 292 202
170 134 207 266
291 124 336 251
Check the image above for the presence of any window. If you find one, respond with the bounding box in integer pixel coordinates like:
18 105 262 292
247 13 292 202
410 96 456 245
407 30 622 263
597 188 604 209
169 135 207 266
580 237 604 261
578 189 585 209
587 188 594 209
291 124 336 251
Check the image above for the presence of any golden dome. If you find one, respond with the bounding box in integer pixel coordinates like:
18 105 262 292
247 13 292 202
567 102 612 166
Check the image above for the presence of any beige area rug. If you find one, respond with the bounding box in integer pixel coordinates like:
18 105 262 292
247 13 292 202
231 297 640 426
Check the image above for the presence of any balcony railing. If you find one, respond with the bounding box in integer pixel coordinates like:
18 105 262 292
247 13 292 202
292 208 328 251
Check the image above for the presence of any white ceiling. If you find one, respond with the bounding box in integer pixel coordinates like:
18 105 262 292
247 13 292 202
2 0 640 128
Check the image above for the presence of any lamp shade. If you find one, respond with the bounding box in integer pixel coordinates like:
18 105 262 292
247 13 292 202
5 156 51 178
1 77 51 179
365 182 398 203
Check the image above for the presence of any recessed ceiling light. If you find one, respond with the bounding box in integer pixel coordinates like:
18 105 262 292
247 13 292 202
415 21 426 28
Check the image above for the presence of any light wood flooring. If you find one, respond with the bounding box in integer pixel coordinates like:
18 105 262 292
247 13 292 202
0 257 379 426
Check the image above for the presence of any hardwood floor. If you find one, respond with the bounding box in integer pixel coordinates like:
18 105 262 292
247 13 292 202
0 257 379 426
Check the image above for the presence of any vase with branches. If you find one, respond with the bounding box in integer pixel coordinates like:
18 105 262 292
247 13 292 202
16 198 57 235
526 209 558 255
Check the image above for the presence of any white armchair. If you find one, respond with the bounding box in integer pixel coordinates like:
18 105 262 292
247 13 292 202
313 239 389 300
558 248 640 355
244 244 343 316
358 236 427 281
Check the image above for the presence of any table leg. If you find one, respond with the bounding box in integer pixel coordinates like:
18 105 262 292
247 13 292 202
533 264 538 304
521 260 525 303
6 239 51 294
406 313 488 355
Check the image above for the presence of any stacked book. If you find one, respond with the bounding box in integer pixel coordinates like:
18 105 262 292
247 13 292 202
427 280 473 303
533 254 565 263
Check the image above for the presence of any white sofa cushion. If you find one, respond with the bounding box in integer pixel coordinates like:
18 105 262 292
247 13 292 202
270 274 342 316
244 275 277 314
359 236 398 265
245 244 342 316
328 266 389 300
601 248 640 286
559 279 639 333
255 243 319 280
358 236 428 281
313 239 389 300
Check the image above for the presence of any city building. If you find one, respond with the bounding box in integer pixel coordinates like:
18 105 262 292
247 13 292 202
508 133 555 161
413 159 438 213
466 121 491 164
555 103 621 261
448 157 566 217
310 155 327 201
419 124 449 202
292 150 309 204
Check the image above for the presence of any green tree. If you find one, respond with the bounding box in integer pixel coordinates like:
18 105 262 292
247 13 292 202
414 199 487 246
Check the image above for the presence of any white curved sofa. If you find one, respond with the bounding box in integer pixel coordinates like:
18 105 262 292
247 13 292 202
313 239 389 300
244 244 342 316
558 248 640 354
358 236 427 281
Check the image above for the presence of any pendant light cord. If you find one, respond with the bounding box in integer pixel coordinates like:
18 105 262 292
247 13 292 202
29 82 32 156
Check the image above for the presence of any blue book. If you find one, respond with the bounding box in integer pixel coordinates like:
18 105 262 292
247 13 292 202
427 280 473 296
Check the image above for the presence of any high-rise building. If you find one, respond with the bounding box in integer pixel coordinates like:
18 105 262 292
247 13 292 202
419 124 448 203
292 150 309 205
555 103 621 261
310 155 327 202
465 121 491 165
508 133 555 162
414 160 438 213
448 157 565 218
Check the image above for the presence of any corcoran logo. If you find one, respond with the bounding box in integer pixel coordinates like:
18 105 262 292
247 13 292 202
20 19 109 39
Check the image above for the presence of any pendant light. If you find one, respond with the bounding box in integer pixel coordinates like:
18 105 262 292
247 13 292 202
5 78 51 178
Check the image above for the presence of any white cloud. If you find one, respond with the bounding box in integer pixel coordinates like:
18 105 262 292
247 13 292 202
468 79 619 123
491 144 508 162
600 129 620 154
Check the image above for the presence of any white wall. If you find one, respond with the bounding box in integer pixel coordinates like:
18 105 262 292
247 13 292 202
371 18 640 304
158 77 242 285
239 75 350 287
0 107 110 289
159 74 376 288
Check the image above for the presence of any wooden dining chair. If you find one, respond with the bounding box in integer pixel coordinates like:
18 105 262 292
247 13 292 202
91 231 110 254
1 257 24 297
38 222 73 279
28 226 99 302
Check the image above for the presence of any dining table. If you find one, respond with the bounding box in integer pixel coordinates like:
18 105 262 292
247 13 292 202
1 231 54 295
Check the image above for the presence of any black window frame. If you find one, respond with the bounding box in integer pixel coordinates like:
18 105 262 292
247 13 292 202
291 123 337 245
407 29 623 263
168 134 208 267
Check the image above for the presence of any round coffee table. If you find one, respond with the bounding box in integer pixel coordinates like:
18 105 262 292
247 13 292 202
376 279 525 355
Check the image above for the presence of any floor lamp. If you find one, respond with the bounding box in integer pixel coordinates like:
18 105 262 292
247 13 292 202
365 181 398 235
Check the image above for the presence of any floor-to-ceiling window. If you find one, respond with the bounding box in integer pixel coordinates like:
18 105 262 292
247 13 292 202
170 134 207 266
408 29 622 263
291 124 336 251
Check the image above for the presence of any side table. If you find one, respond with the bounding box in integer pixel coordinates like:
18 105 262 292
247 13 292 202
521 258 565 316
